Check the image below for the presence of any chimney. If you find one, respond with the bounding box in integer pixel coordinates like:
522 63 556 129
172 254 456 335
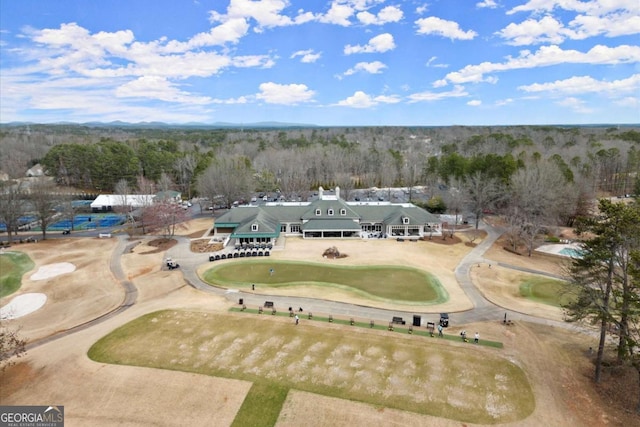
318 186 324 200
335 186 340 199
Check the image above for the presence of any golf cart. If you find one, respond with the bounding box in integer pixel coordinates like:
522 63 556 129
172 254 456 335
166 258 180 270
439 313 449 328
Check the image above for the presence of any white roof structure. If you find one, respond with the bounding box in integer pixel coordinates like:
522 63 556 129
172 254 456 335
90 194 155 209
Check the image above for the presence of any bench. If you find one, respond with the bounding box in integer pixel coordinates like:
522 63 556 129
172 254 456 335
391 316 406 325
99 233 111 238
264 301 274 308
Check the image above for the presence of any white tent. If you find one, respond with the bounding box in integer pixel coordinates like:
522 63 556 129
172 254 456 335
90 194 155 212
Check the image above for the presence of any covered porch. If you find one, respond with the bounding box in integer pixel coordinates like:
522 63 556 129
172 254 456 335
301 219 361 239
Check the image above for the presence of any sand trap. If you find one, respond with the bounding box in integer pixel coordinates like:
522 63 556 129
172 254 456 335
0 293 47 320
30 262 76 280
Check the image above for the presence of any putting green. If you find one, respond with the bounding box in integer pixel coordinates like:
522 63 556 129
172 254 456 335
0 251 35 297
519 276 573 307
202 259 448 304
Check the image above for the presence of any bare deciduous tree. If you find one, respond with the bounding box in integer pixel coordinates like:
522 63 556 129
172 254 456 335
174 153 198 199
0 183 26 243
196 157 253 210
463 171 505 229
28 178 61 240
508 161 578 256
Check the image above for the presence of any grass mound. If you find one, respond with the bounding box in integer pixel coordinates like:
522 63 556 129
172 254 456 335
89 310 534 425
0 252 35 297
202 260 447 304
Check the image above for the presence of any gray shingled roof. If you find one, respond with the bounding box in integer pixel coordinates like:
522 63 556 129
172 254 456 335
214 199 440 236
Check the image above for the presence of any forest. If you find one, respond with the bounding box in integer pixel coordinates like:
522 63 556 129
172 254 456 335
1 124 639 244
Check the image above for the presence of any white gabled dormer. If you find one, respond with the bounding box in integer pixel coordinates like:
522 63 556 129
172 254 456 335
402 216 409 224
328 208 334 216
251 223 259 231
315 208 321 216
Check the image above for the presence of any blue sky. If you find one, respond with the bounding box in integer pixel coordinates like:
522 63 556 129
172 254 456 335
1 0 638 126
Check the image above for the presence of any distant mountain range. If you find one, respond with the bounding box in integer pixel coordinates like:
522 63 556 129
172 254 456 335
0 120 319 129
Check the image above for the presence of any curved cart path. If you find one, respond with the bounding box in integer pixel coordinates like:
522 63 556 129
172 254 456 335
169 222 582 331
23 237 138 351
23 220 585 353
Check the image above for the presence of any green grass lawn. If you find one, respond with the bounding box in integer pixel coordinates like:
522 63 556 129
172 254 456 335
89 310 531 425
202 260 448 304
0 252 35 297
519 276 574 307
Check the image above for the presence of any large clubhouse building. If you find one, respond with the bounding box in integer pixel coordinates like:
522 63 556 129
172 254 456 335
213 187 442 245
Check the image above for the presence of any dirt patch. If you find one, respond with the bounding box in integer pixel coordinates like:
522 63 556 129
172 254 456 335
140 238 178 254
322 246 347 259
190 239 223 253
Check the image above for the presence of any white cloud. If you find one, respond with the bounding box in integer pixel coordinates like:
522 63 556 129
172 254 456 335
415 17 477 40
319 2 354 26
614 97 638 108
556 96 593 114
343 61 387 75
319 0 403 26
336 90 401 108
290 49 322 63
357 6 403 25
231 54 276 68
507 0 638 16
0 73 213 123
503 1 640 44
116 76 212 104
344 33 395 54
443 44 640 84
495 98 514 106
184 18 250 49
497 15 566 45
211 96 249 104
256 82 315 104
498 10 640 45
477 0 498 8
209 0 315 31
407 85 468 102
467 100 482 106
568 11 640 39
426 56 448 68
519 74 640 96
